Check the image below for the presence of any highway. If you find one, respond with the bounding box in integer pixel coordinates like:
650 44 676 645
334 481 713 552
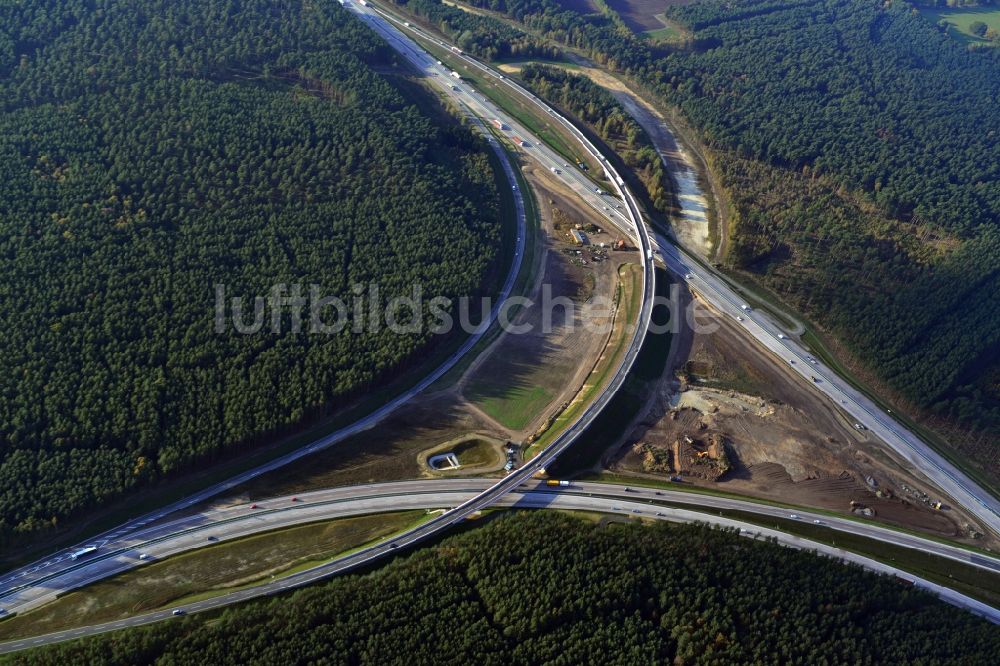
653 240 1000 538
362 1 1000 538
0 19 533 608
2 479 998 653
0 0 654 635
4 0 998 651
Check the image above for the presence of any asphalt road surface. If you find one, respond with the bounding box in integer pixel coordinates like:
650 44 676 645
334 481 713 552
0 29 529 606
1 0 655 634
2 479 997 654
365 0 1000 539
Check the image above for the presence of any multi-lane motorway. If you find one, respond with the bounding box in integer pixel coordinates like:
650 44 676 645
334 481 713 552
363 1 1000 538
0 0 655 647
653 240 1000 538
2 479 998 653
3 0 999 652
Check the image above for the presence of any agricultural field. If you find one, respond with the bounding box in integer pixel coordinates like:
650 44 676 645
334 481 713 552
604 0 695 34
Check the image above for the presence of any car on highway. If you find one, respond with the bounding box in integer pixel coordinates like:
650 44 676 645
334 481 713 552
740 304 750 311
632 509 641 514
138 553 150 560
70 546 98 561
788 359 795 364
685 273 692 279
813 519 823 525
790 514 800 519
172 609 184 616
778 333 786 339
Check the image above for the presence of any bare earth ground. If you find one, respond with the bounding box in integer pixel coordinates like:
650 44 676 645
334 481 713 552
608 302 994 546
603 0 695 33
518 56 715 259
462 161 630 437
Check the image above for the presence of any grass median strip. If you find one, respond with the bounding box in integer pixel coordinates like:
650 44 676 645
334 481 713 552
0 512 427 642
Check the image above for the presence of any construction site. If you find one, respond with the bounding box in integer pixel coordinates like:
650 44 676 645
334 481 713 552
608 298 993 546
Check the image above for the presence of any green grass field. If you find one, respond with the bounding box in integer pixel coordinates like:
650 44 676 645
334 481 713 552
643 15 682 42
453 437 503 467
473 385 555 431
920 6 1000 45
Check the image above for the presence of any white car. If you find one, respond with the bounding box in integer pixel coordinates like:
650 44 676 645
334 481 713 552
172 609 184 616
736 316 744 322
788 359 795 364
684 273 692 279
813 519 823 525
777 334 786 339
790 514 800 520
139 553 150 560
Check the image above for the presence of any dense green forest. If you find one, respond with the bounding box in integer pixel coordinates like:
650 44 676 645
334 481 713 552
0 0 502 539
396 0 559 60
439 0 1000 467
518 63 672 213
658 0 1000 444
11 512 1000 664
